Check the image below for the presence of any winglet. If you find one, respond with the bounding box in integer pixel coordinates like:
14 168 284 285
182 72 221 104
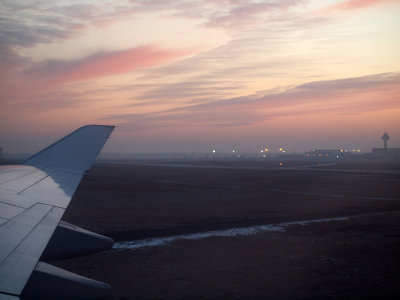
23 125 115 172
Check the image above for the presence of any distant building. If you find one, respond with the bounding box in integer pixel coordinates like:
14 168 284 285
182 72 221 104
372 133 400 159
0 147 3 161
372 147 400 159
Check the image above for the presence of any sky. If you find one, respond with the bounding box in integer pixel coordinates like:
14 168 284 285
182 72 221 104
0 0 399 154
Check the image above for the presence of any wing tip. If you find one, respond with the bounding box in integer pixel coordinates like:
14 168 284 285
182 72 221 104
80 124 116 129
22 124 115 170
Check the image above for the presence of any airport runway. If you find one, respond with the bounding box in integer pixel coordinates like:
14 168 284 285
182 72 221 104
55 160 400 299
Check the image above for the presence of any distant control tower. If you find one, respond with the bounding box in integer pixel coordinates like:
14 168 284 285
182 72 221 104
382 133 390 150
372 132 400 158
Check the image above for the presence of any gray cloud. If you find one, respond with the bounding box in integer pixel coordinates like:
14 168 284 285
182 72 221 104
101 72 400 130
132 81 246 105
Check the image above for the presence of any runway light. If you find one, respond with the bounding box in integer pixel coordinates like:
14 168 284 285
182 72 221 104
279 162 283 166
232 150 235 153
212 150 216 153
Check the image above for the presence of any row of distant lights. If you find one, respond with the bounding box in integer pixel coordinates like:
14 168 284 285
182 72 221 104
306 148 362 159
212 148 286 154
211 148 362 154
339 149 362 153
311 149 361 153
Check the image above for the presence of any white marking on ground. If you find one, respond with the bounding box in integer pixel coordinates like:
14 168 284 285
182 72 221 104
113 216 348 250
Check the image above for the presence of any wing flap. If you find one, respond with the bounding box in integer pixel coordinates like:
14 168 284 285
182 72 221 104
0 204 52 264
0 190 36 209
0 166 38 185
0 166 47 194
0 203 24 220
0 205 64 295
19 171 83 209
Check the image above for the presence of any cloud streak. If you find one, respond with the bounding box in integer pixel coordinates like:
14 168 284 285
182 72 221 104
102 73 400 129
1 1 399 152
204 0 303 29
28 45 195 84
322 0 398 12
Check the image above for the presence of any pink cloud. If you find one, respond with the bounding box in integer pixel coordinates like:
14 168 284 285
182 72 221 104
102 73 400 129
323 0 397 12
30 45 196 85
96 73 400 153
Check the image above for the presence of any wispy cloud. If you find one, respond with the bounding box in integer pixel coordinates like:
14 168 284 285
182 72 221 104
321 0 398 12
27 45 196 84
204 0 301 28
1 1 399 152
102 73 400 129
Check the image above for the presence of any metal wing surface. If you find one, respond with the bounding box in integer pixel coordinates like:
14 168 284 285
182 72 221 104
0 125 114 299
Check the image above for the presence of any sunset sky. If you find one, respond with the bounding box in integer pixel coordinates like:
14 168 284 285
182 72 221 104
1 0 399 154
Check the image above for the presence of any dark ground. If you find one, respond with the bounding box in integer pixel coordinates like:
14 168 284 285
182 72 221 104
52 159 400 299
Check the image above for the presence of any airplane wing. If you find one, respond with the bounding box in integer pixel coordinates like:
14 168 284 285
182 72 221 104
0 125 115 300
